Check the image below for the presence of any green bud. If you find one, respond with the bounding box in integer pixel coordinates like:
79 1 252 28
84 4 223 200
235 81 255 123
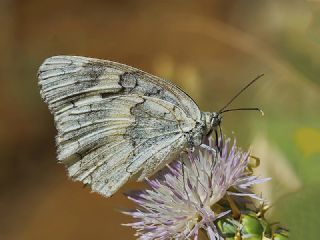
240 214 264 239
216 213 288 240
273 228 289 240
216 218 237 237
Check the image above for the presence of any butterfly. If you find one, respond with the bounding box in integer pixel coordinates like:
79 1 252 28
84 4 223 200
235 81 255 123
38 55 262 197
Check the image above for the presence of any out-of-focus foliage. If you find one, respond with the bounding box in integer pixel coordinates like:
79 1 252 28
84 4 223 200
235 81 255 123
0 1 319 239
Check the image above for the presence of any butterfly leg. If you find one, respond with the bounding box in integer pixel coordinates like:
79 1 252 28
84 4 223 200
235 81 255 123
214 128 223 157
180 151 191 203
199 143 217 155
218 124 224 155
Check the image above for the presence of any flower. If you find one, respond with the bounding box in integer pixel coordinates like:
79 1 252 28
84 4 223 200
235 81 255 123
123 138 270 240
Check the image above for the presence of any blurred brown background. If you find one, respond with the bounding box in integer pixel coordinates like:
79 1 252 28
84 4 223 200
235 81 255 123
1 0 320 239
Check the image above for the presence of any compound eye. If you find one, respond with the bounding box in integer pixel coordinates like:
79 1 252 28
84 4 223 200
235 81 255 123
210 116 216 125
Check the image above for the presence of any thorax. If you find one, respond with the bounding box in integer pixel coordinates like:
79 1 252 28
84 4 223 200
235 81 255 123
184 112 213 147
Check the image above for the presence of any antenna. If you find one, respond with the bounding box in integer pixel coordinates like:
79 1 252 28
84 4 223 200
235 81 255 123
220 107 264 116
218 74 264 113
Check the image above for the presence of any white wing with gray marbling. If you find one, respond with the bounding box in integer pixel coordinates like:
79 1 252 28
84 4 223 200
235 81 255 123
38 56 201 197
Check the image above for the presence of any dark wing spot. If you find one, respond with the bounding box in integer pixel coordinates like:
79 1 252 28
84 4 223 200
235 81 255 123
145 86 164 97
100 71 141 99
119 72 139 89
83 61 105 81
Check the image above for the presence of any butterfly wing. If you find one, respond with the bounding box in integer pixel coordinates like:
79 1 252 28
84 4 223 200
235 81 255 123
38 56 201 197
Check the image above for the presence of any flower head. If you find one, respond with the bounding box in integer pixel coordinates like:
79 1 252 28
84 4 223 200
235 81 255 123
123 138 269 240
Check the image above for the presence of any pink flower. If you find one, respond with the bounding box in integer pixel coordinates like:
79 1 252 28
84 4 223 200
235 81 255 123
123 138 270 240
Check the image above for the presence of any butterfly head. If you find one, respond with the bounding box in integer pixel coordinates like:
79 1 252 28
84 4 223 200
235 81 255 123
202 112 222 137
210 112 222 128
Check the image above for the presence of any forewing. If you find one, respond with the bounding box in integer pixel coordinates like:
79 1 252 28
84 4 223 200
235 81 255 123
38 56 200 197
